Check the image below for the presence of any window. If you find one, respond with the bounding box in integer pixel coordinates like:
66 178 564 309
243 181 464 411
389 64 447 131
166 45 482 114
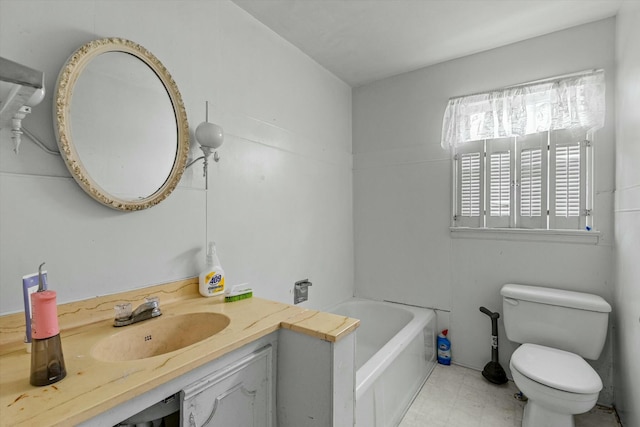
441 70 604 233
453 129 591 230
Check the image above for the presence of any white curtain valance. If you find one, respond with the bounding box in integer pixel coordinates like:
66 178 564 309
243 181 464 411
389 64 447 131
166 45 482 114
441 70 605 150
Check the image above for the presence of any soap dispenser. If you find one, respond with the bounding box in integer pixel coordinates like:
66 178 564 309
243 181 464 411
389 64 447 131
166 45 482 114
30 263 66 386
199 242 225 297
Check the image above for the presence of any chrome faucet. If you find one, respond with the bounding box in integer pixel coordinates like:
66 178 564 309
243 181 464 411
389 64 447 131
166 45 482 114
113 297 162 327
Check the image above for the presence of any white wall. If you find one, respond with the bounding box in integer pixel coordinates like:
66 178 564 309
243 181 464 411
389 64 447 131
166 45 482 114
614 3 640 426
353 19 616 404
0 0 353 314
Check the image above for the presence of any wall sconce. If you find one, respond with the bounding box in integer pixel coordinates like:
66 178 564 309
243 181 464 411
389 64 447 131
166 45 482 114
186 102 224 189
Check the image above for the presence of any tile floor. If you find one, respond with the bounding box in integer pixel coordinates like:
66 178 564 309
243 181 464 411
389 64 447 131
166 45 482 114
399 363 620 427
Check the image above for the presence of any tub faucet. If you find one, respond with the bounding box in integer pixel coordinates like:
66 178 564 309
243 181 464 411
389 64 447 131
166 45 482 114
113 297 162 327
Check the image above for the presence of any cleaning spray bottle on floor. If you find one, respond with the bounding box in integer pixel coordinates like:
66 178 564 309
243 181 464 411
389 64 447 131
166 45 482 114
199 241 225 297
437 329 451 365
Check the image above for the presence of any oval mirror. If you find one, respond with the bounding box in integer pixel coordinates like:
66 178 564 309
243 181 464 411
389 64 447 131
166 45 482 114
54 38 189 211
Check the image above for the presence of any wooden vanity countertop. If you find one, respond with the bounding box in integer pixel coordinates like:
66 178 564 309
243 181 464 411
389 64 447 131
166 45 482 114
0 278 359 426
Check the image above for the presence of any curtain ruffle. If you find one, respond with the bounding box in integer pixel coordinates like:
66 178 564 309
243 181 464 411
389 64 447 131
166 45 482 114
441 70 605 149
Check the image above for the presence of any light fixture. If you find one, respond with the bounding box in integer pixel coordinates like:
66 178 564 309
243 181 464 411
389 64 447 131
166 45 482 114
0 57 45 154
186 101 224 189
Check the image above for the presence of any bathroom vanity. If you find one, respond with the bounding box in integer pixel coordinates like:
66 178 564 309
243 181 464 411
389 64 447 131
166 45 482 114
99 334 278 426
0 278 359 426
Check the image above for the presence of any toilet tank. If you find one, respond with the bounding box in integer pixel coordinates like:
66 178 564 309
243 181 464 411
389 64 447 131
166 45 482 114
501 284 611 360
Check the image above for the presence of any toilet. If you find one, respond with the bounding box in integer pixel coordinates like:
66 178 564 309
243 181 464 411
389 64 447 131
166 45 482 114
500 284 611 427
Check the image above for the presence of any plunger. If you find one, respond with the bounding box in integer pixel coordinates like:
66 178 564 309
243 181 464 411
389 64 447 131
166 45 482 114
479 306 508 385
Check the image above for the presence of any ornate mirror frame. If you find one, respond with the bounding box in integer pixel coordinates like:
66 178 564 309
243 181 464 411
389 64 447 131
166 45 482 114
54 38 189 211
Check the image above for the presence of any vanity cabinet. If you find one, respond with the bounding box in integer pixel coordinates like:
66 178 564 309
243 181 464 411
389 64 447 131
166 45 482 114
68 314 355 427
181 345 273 427
81 335 278 427
105 327 355 427
0 284 359 427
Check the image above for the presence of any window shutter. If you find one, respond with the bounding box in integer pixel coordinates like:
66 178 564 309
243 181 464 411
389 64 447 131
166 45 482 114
516 133 548 229
451 129 593 232
549 129 586 229
461 153 481 216
455 140 484 227
486 137 513 228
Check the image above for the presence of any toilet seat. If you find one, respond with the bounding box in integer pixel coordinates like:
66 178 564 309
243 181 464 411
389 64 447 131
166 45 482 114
511 343 602 394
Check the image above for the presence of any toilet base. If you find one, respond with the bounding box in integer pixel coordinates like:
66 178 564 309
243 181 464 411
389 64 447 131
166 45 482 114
510 353 600 427
522 400 575 427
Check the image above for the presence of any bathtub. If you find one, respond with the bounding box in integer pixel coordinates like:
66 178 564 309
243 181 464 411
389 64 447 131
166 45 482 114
330 298 437 427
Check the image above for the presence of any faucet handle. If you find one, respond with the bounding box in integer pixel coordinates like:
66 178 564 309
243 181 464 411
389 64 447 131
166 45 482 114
145 296 161 317
114 303 132 321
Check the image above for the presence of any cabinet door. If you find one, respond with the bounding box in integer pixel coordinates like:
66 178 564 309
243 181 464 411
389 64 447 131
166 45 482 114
181 345 273 427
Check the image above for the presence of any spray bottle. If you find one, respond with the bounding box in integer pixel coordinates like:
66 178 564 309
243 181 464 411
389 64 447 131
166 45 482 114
199 242 225 297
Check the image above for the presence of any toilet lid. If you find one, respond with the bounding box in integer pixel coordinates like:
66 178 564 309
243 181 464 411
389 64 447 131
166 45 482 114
511 343 603 394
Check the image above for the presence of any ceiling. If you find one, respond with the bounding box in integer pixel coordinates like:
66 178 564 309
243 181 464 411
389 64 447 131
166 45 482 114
232 0 622 87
